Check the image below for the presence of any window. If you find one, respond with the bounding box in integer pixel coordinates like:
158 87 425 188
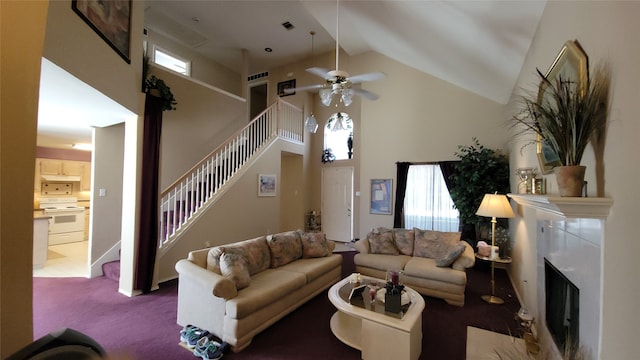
404 164 459 231
323 112 353 160
153 47 191 76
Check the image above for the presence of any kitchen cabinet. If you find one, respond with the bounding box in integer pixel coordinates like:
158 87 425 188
34 161 41 192
34 158 91 192
33 216 50 268
81 163 92 191
40 159 83 176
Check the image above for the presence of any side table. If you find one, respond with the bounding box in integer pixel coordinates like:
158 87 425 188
474 254 512 304
474 253 512 269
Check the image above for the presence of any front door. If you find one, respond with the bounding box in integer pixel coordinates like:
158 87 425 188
322 167 353 242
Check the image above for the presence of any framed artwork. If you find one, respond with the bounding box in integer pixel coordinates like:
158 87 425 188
370 179 392 215
536 40 588 173
72 0 132 64
277 79 296 97
258 174 277 197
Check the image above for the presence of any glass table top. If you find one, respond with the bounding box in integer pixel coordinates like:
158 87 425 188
337 279 411 319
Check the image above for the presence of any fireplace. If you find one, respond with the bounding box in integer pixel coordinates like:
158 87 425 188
545 258 579 356
509 194 612 359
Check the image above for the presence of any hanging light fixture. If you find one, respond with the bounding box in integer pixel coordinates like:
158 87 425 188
305 114 319 133
318 0 355 107
305 31 319 133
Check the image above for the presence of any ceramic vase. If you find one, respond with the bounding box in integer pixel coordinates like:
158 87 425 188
553 165 586 197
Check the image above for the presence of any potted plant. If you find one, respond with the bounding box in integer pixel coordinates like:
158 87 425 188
448 138 510 246
512 63 610 196
142 52 177 111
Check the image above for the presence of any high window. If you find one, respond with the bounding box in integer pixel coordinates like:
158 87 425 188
323 112 354 161
153 46 191 76
404 164 459 231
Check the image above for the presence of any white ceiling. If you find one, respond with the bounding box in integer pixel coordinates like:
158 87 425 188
38 0 547 150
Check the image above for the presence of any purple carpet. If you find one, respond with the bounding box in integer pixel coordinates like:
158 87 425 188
33 252 520 360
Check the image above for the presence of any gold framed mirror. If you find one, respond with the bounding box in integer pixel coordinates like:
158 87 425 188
536 40 589 174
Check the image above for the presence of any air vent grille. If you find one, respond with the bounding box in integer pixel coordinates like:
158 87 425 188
248 72 269 81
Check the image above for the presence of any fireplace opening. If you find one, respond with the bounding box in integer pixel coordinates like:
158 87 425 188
545 258 579 356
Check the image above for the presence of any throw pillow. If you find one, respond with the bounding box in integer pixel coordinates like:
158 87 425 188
393 228 415 256
413 228 461 259
213 276 238 299
436 242 466 267
267 231 302 267
206 246 247 274
368 229 399 255
353 238 370 254
452 242 475 271
219 252 251 290
299 232 331 258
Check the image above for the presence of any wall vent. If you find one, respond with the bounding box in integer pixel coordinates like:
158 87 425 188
282 21 294 30
248 72 269 82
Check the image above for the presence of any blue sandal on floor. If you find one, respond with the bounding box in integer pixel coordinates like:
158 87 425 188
193 337 228 360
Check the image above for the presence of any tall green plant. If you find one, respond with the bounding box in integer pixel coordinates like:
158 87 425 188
512 63 610 166
449 138 510 239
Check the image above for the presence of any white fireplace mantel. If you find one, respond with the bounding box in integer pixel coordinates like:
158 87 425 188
508 194 613 219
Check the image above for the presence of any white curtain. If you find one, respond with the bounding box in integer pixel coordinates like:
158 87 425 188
404 165 459 231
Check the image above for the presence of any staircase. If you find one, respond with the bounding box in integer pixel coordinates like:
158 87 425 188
157 98 303 255
102 260 120 282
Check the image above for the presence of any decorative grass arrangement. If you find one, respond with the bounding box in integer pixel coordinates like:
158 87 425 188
512 63 611 166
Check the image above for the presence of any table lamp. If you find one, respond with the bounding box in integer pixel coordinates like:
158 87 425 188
475 192 515 304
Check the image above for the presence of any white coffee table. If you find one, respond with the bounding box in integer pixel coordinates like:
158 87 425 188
328 275 425 360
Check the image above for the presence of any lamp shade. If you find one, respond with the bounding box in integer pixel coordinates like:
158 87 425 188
475 193 515 219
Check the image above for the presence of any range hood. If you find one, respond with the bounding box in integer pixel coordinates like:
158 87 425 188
41 174 81 182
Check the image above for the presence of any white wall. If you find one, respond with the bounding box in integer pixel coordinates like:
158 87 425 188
152 66 247 190
144 28 241 96
507 2 640 358
356 52 508 238
43 0 143 114
0 1 49 355
91 124 125 262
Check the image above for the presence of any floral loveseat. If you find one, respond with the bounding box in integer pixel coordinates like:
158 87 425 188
175 230 342 352
354 227 475 306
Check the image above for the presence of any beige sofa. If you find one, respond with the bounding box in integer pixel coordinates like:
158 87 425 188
175 230 342 352
353 227 475 307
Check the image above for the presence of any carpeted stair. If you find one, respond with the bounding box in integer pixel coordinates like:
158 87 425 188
101 260 120 282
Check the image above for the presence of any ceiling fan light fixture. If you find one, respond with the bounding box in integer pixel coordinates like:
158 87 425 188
341 88 354 106
319 88 333 106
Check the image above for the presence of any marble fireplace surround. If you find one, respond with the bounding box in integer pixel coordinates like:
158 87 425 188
509 195 612 359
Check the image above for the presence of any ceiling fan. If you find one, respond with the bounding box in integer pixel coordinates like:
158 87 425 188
285 0 385 106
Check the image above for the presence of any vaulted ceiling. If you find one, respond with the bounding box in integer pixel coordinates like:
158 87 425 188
38 0 547 149
144 0 547 104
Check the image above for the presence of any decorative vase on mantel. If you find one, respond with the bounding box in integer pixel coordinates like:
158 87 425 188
553 165 586 197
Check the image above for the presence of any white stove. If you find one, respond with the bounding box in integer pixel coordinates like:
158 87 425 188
40 197 85 245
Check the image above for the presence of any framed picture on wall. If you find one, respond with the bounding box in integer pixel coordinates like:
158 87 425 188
277 79 296 97
72 0 132 63
258 174 277 197
370 179 392 215
536 40 587 173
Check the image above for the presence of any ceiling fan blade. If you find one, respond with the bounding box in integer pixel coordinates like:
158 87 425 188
306 67 331 80
284 83 324 94
353 88 379 101
348 72 386 84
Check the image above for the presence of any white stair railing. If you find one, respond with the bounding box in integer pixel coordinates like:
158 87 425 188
158 99 302 251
